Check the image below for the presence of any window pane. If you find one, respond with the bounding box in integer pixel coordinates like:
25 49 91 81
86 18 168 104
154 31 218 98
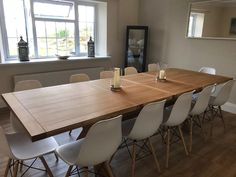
3 0 26 38
46 22 56 38
47 38 57 56
78 5 95 54
34 1 74 20
37 38 47 57
36 21 46 37
8 38 18 56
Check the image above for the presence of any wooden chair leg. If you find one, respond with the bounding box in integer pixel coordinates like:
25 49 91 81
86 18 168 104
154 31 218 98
84 167 89 177
66 165 73 177
4 158 12 177
178 125 189 156
165 128 170 168
131 141 136 177
39 156 53 177
104 161 115 177
189 117 193 153
219 106 226 132
19 160 24 172
148 138 161 172
13 160 19 177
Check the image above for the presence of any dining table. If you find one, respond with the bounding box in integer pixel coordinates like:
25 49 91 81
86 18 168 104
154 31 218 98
2 68 232 141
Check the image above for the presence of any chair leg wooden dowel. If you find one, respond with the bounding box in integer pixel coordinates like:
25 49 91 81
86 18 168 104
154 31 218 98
4 158 11 177
131 142 136 177
66 165 73 177
165 128 170 168
219 106 226 133
148 138 161 172
178 125 189 156
39 156 54 177
189 117 193 153
13 160 19 177
104 161 115 177
84 167 89 177
54 152 59 162
19 160 24 172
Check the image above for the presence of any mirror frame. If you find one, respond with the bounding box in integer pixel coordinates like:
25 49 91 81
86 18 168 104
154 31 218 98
186 0 236 41
124 25 148 72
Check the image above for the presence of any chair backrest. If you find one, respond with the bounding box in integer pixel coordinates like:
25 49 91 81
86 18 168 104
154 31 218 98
14 80 42 92
148 63 160 72
190 85 214 115
165 91 193 126
128 100 166 140
212 80 235 106
77 115 122 166
100 71 114 79
199 67 216 75
0 127 13 158
70 73 90 83
124 67 138 75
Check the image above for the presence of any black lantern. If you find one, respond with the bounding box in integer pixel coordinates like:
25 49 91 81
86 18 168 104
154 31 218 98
87 36 95 57
18 36 29 61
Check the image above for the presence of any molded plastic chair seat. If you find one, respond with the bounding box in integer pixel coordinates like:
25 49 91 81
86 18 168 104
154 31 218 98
199 67 216 75
56 139 83 165
7 133 58 160
148 63 160 72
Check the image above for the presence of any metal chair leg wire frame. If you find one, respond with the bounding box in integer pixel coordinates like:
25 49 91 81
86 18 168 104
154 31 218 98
4 157 53 177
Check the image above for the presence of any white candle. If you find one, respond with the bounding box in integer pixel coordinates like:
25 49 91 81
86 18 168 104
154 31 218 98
159 70 166 80
113 68 121 88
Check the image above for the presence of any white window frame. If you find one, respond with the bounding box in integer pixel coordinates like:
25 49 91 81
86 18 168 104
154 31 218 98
0 0 97 60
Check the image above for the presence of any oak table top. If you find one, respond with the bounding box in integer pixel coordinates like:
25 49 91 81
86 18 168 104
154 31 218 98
2 68 232 141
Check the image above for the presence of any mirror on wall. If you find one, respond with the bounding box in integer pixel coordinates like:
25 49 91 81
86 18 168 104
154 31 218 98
125 26 148 72
187 0 236 40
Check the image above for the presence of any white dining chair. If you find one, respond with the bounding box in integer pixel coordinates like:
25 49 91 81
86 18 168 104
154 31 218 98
188 85 214 152
148 63 160 72
56 115 122 177
100 71 114 79
125 100 166 177
208 80 235 135
199 67 216 75
70 73 90 83
12 80 42 133
0 126 58 177
124 67 138 75
162 91 193 168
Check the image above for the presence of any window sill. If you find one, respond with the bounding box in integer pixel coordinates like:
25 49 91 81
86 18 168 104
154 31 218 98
0 56 111 65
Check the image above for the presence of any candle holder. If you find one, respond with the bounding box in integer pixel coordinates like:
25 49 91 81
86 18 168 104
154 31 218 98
157 69 167 82
110 85 122 92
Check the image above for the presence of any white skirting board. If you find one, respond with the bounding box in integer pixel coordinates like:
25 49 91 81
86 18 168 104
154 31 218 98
222 102 236 114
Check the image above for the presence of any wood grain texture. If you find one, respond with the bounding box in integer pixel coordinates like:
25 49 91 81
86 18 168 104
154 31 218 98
2 68 232 141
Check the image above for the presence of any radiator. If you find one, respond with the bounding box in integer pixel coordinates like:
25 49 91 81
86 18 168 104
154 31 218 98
13 67 104 87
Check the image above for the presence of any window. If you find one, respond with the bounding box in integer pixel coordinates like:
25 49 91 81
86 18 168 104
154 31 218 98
188 12 205 38
0 0 106 60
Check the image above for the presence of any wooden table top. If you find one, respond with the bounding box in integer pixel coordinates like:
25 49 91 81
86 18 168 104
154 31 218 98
2 68 232 141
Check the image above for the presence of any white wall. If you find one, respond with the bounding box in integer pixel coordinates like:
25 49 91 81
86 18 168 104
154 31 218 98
139 0 236 104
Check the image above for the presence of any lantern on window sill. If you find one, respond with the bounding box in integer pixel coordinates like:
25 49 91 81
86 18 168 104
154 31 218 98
18 36 29 61
87 36 95 57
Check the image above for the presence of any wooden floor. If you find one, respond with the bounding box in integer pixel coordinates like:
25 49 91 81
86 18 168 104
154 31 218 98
1 110 236 177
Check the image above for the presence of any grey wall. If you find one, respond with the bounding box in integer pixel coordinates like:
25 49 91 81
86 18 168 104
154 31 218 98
139 0 236 104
